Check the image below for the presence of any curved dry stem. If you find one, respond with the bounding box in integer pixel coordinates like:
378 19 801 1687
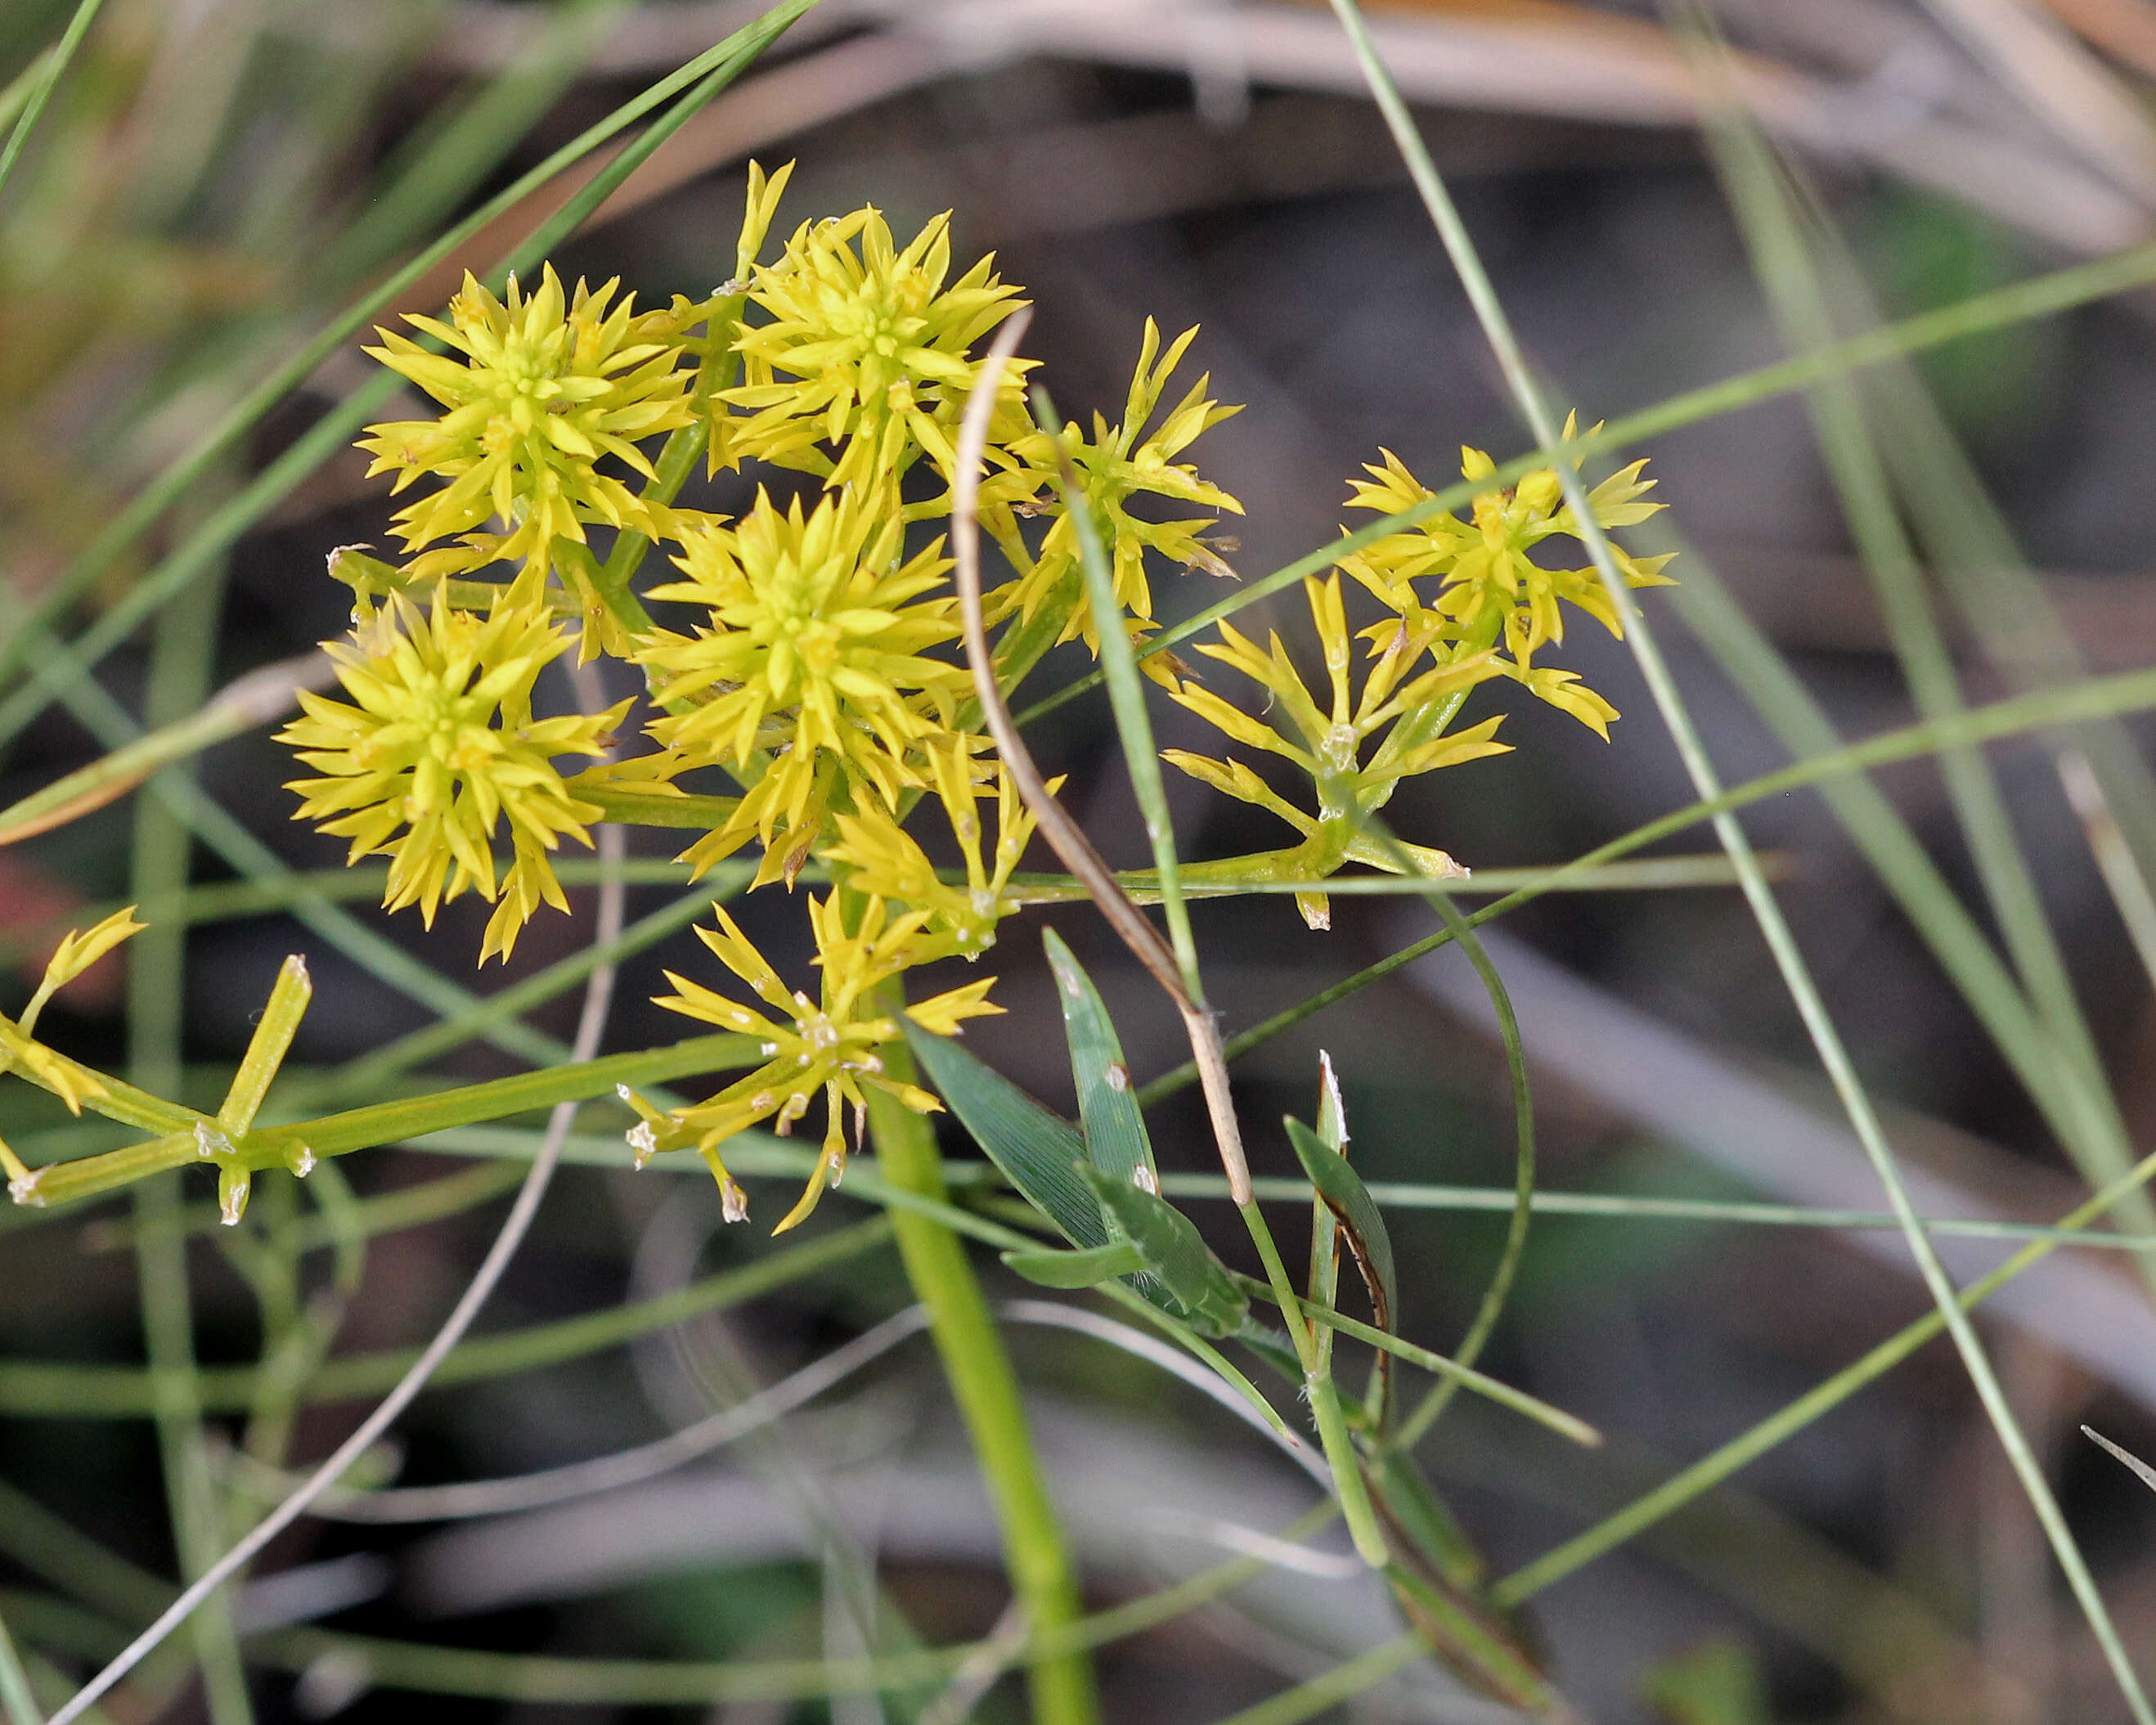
947 312 1251 1202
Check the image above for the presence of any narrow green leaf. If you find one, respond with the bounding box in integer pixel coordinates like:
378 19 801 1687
1043 930 1157 1190
1081 1167 1248 1338
1285 1118 1396 1334
1000 1241 1148 1290
902 1022 1107 1249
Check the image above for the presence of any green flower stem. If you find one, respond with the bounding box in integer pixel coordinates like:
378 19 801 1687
17 1032 760 1211
558 539 655 640
866 1006 1098 1725
215 958 311 1138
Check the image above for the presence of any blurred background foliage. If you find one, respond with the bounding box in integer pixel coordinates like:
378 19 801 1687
7 0 2156 1721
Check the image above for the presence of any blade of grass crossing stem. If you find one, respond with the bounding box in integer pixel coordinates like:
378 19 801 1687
1026 383 1389 1564
1330 5 2152 1711
1494 1145 2156 1605
0 0 106 211
1657 533 2146 1229
1688 17 2134 1217
1132 658 2156 1113
311 0 632 285
128 555 252 1725
1212 1637 1425 1725
0 0 821 749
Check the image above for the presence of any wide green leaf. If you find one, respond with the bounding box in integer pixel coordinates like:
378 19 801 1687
902 1022 1107 1249
1082 1166 1248 1338
1043 929 1158 1192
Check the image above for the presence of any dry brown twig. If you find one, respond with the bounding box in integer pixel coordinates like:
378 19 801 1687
948 310 1253 1205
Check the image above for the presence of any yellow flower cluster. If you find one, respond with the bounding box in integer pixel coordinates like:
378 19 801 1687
290 161 1666 1225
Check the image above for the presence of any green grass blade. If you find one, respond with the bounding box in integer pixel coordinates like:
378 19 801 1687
1334 8 2152 1708
1691 28 2138 1249
1495 1144 2156 1606
0 0 105 211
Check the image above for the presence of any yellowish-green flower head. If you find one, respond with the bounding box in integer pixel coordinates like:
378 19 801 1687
822 739 1045 961
1335 426 1671 736
725 206 1030 490
1166 573 1507 833
985 320 1242 652
278 596 626 962
637 488 972 875
627 893 999 1231
360 267 695 567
